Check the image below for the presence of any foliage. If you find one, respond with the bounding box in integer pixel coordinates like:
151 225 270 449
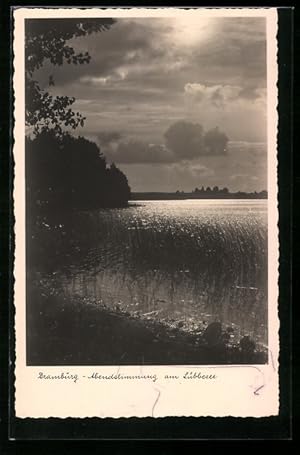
26 131 131 216
193 186 229 194
25 18 132 211
25 18 116 136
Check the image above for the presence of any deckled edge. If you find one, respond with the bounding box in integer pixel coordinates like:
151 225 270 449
13 7 280 420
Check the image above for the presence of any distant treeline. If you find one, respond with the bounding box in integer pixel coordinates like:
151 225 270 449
131 187 267 201
26 131 131 219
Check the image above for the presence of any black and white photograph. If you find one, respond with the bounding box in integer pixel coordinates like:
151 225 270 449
23 13 272 367
13 7 280 419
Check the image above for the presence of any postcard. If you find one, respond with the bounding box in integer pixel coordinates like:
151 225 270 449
13 7 279 418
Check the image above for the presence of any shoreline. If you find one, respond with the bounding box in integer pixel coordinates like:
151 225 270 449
27 282 268 366
130 193 267 201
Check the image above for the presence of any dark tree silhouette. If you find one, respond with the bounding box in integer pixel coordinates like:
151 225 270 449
25 18 131 213
26 131 131 217
25 18 116 136
108 163 131 206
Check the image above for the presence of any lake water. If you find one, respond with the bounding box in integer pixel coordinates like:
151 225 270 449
39 199 268 346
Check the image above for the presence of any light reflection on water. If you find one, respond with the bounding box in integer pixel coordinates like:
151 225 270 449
53 199 268 345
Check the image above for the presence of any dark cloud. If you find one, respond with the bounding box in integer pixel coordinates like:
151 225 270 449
97 131 122 145
164 121 204 159
35 16 266 100
34 19 169 88
192 18 266 84
105 139 174 164
118 139 267 193
29 16 267 190
32 17 267 145
164 121 228 159
204 127 229 155
102 121 229 164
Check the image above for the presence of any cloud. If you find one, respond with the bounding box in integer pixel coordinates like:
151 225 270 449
175 162 215 178
204 127 229 155
35 16 266 99
184 83 265 108
118 140 267 193
239 86 264 100
191 17 266 85
32 17 267 144
100 121 229 164
164 121 204 159
230 173 248 181
185 83 239 107
105 139 174 164
79 68 129 86
97 131 123 145
164 121 229 158
34 19 169 88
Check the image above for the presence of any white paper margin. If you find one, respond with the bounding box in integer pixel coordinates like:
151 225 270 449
13 7 279 418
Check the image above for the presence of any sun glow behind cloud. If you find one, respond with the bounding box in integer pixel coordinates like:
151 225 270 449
34 16 268 191
168 16 215 47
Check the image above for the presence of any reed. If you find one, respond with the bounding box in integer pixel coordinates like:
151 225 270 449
27 200 268 349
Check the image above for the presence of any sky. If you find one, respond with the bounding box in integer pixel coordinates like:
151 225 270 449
35 16 268 192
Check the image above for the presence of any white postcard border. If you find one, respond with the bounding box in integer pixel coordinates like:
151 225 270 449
13 7 279 418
